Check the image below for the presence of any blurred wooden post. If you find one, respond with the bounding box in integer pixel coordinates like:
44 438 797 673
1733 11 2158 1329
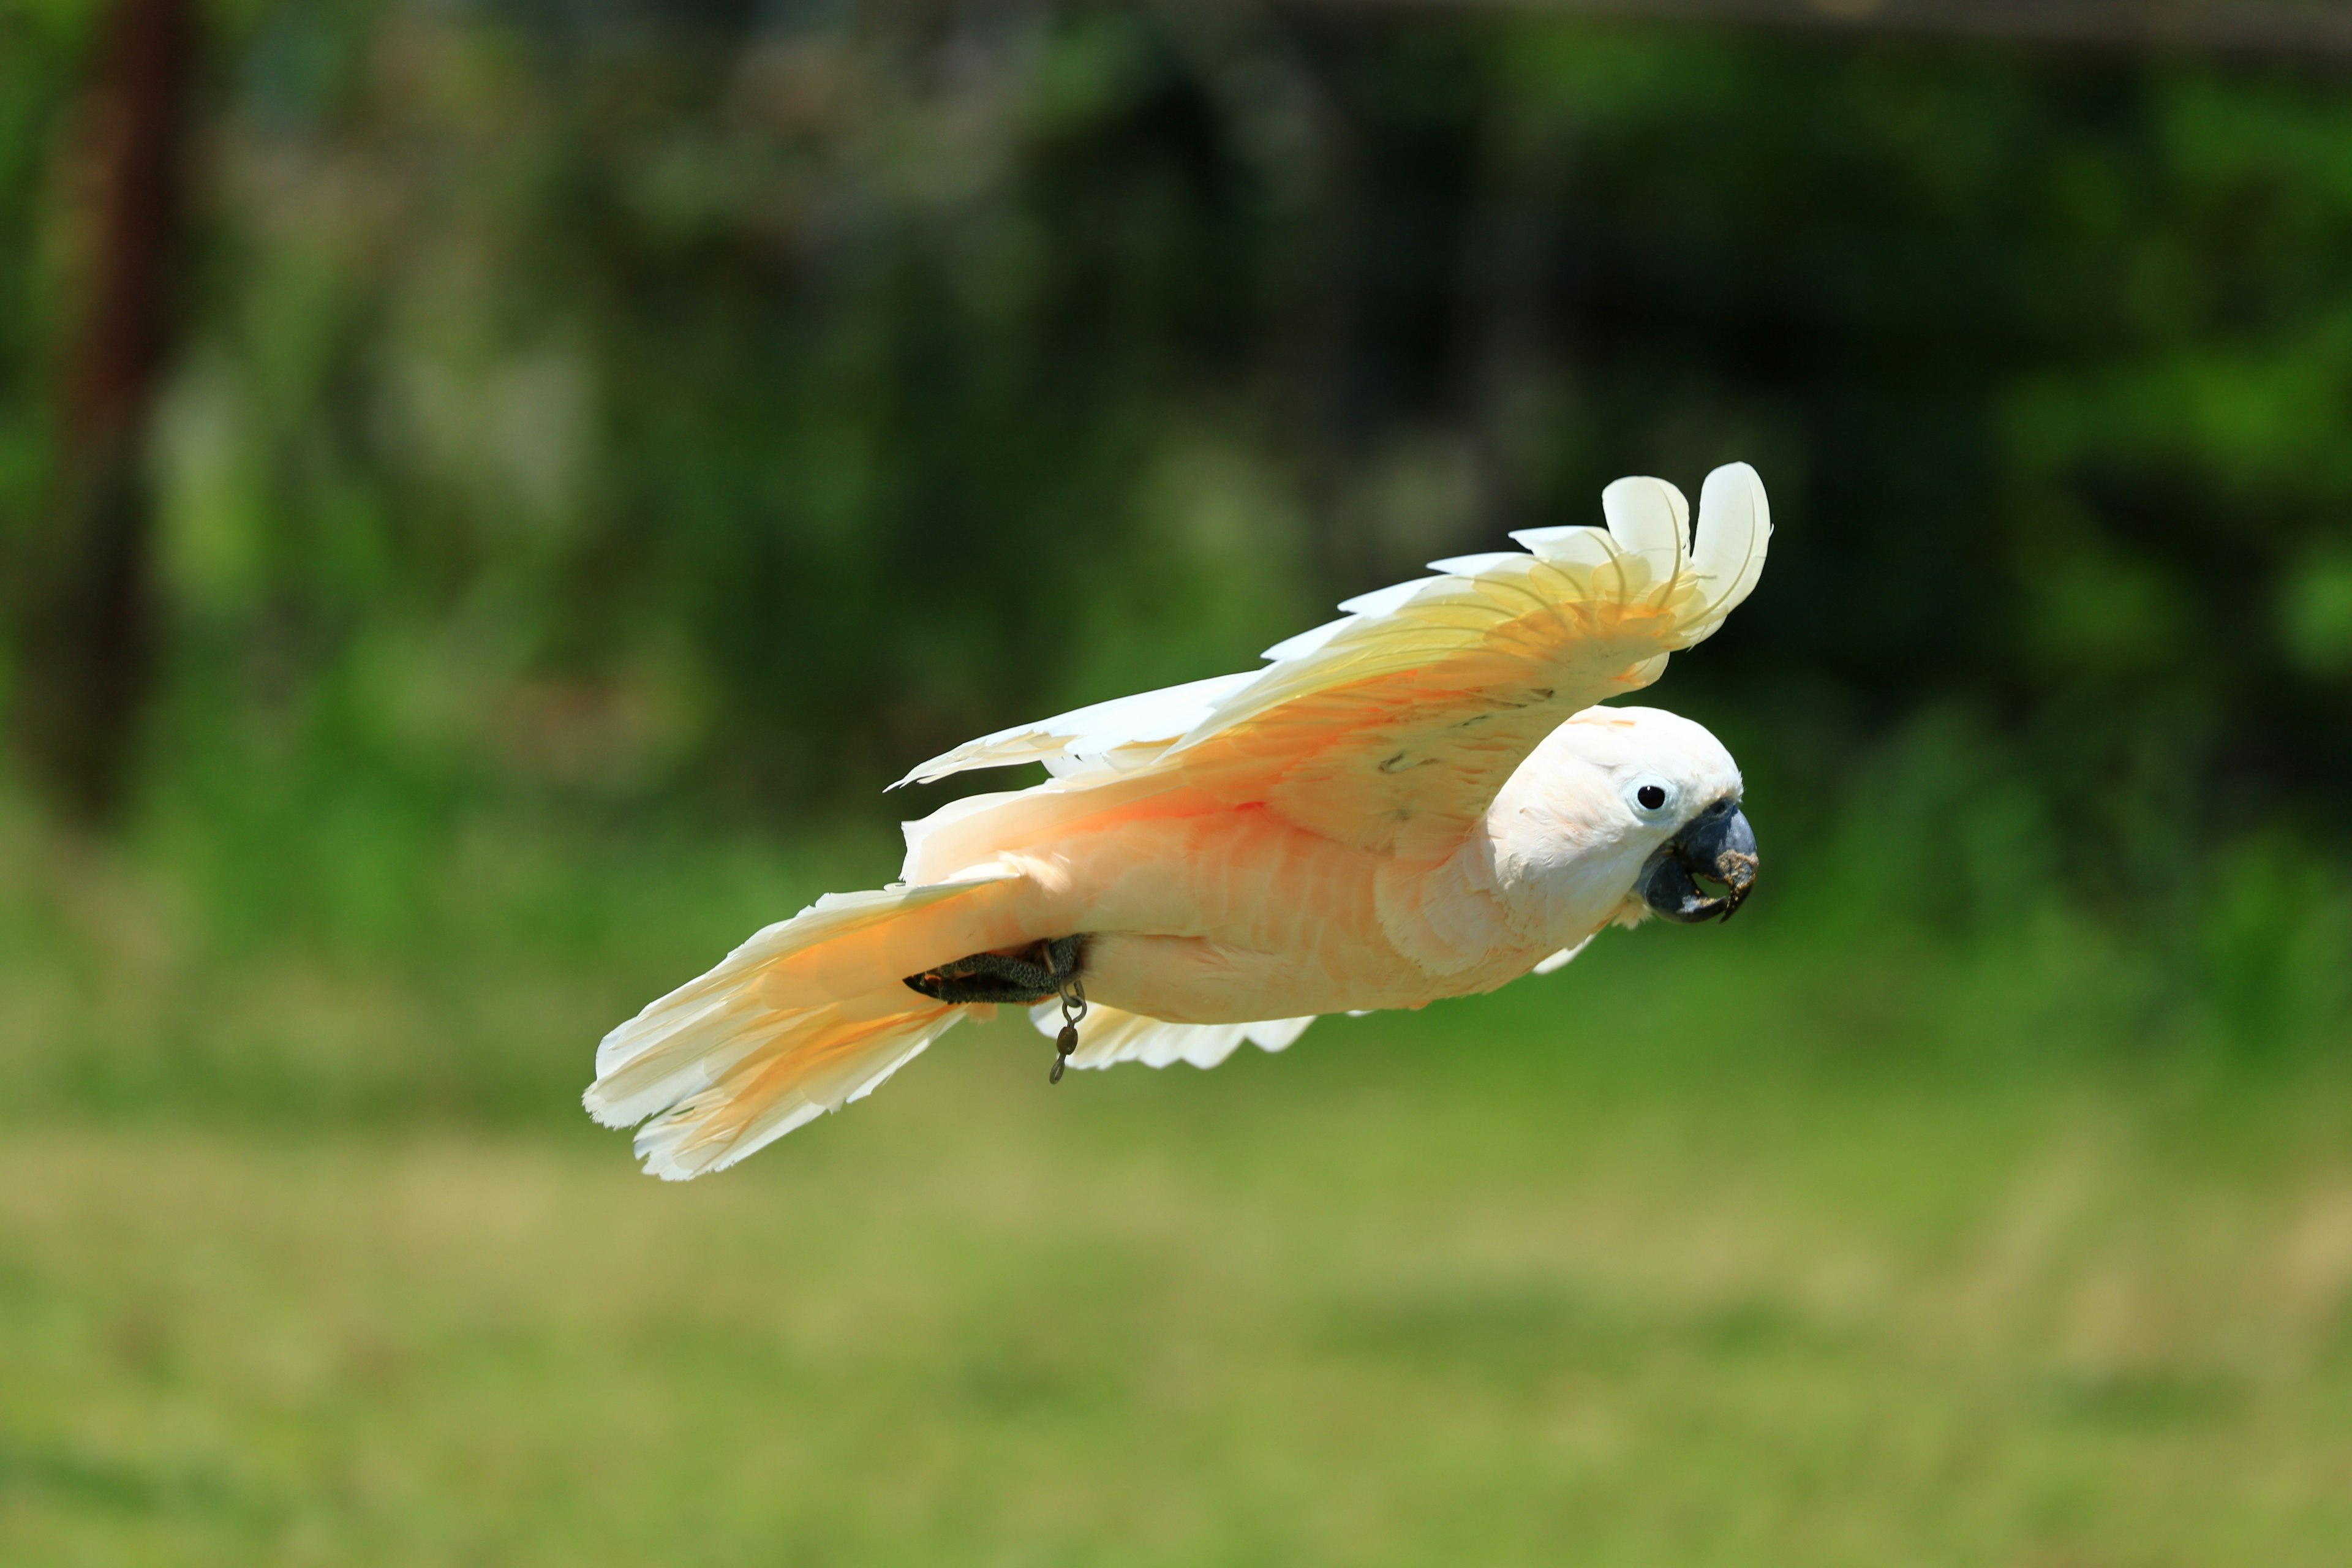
15 0 197 826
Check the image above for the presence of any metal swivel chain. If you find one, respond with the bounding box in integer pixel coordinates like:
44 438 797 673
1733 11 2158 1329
1050 977 1085 1084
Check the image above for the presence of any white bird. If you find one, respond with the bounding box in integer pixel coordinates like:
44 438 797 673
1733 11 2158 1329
587 462 1771 1178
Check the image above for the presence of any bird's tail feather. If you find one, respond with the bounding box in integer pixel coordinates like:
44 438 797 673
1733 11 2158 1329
586 871 1021 1180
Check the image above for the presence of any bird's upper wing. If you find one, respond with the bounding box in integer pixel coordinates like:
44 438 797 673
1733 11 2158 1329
900 462 1770 856
892 671 1257 787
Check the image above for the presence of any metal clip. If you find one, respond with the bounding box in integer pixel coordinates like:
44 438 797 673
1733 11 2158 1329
1050 977 1085 1084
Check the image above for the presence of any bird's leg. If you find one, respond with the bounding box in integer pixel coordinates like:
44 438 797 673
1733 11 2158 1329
900 936 1090 1079
903 933 1092 1012
903 949 1055 1002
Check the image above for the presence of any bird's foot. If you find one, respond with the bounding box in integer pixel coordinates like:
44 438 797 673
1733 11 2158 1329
902 937 1090 1082
903 934 1087 1005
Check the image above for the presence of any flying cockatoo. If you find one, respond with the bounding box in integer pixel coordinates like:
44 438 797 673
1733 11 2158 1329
587 462 1770 1178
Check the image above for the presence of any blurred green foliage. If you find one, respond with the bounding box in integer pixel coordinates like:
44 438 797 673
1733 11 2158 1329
9 13 2352 1561
3 1 2352 1050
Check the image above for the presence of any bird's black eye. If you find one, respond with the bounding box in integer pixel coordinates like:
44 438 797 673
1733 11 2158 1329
1637 784 1667 810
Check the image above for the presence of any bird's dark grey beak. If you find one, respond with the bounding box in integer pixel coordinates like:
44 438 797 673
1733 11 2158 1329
1638 799 1759 924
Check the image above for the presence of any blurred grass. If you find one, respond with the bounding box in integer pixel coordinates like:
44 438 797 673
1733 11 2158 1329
2 788 2351 1563
7 1026 2352 1564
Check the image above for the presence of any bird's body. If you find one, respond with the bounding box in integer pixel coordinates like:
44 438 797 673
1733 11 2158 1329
893 706 1739 1025
589 464 1772 1178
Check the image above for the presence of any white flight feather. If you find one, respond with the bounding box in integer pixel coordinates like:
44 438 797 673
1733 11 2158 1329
891 671 1255 788
891 461 1770 801
1531 933 1596 975
1029 1003 1317 1070
1259 617 1353 662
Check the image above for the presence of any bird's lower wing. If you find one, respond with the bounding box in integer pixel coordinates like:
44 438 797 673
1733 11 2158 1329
1028 1001 1317 1071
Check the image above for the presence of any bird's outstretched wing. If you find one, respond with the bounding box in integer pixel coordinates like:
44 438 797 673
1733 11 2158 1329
902 462 1769 856
893 671 1257 785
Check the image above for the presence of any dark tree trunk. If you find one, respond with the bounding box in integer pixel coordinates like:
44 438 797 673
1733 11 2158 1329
15 0 197 827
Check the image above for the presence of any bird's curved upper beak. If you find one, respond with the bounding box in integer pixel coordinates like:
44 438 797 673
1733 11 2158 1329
1638 799 1759 924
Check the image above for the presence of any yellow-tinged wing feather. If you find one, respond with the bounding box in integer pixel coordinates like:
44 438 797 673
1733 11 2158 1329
895 462 1767 855
1189 463 1763 853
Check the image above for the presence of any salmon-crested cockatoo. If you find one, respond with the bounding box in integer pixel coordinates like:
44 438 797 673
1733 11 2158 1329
588 462 1770 1178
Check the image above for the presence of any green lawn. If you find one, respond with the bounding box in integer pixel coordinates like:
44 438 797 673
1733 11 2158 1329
6 952 2352 1566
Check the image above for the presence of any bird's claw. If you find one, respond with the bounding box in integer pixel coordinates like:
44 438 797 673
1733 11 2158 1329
1713 850 1758 920
1639 801 1760 924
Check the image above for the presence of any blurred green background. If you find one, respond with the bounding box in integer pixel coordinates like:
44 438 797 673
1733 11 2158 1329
6 1 2352 1562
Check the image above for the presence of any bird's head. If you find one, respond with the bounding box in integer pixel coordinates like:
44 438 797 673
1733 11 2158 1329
1498 705 1758 928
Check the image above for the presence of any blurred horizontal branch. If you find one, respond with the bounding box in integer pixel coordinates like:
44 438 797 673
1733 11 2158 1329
1300 0 2352 58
